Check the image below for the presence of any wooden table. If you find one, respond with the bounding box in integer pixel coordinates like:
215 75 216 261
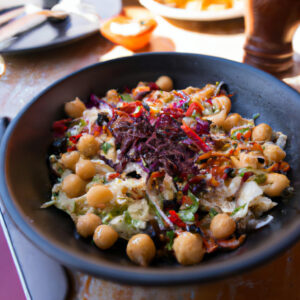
1 1 300 299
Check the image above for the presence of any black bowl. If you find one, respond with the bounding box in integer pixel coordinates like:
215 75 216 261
1 53 300 286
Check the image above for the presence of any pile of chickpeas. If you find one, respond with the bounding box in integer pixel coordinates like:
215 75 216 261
54 76 290 267
61 94 163 266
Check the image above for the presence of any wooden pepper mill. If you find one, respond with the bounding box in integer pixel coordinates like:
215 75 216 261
243 0 300 74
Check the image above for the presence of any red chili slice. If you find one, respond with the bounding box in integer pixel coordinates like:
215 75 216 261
242 172 254 182
52 118 72 135
185 102 204 117
108 173 120 180
69 133 82 144
168 210 186 228
120 102 144 118
181 123 211 152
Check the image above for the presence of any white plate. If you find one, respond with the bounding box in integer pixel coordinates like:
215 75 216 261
139 0 244 21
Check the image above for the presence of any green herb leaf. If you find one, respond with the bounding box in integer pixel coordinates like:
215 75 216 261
101 142 112 154
231 203 246 216
165 231 175 251
209 208 218 218
120 93 134 102
253 113 260 121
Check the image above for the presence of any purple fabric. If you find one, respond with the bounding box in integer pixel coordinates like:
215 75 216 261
0 225 26 300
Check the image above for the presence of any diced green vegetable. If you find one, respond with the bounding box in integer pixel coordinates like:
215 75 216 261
178 210 195 222
165 231 175 251
231 128 249 140
238 168 250 177
254 173 267 184
178 191 199 223
78 119 87 127
120 93 134 102
231 203 246 216
101 142 112 154
209 208 218 218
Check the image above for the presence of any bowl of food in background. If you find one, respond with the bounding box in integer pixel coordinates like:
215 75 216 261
139 0 244 21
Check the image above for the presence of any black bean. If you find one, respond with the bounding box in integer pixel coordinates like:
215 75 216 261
96 113 109 125
126 171 141 179
50 137 67 155
258 157 265 164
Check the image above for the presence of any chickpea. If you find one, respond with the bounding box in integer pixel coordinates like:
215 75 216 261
252 123 272 142
77 134 99 157
93 225 118 249
106 89 120 105
173 232 205 265
264 173 290 197
223 113 242 132
76 213 101 238
263 144 286 163
61 151 80 170
75 159 96 180
62 174 86 198
87 185 114 208
64 97 86 118
155 75 173 91
210 213 236 240
239 151 259 169
126 234 156 266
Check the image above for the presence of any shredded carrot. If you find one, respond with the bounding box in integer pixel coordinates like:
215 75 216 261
243 130 252 140
279 161 290 172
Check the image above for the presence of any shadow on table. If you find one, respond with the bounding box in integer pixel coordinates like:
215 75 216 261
163 17 245 35
140 36 176 52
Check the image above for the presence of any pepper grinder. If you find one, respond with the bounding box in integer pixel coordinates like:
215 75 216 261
243 0 300 74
